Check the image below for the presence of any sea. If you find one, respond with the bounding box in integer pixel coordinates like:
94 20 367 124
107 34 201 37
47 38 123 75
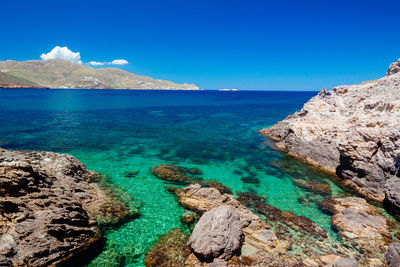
0 89 351 266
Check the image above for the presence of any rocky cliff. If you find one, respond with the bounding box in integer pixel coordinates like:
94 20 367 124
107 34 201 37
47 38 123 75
0 59 199 90
260 59 400 214
0 148 135 266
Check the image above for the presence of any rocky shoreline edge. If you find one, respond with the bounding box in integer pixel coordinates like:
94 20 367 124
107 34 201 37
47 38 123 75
260 58 400 219
3 148 400 266
146 164 400 267
0 148 138 266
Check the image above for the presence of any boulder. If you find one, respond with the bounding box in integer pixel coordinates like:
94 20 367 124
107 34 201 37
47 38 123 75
188 206 243 261
385 242 400 267
333 257 358 267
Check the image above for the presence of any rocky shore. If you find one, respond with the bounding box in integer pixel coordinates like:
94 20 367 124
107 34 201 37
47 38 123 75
260 59 400 213
0 148 136 266
143 181 400 266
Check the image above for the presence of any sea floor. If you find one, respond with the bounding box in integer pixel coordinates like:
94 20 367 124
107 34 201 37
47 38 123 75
0 89 386 266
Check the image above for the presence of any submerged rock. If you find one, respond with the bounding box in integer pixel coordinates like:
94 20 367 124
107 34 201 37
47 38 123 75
124 170 139 178
260 58 400 207
292 178 332 195
144 228 191 267
151 164 199 184
188 206 244 261
171 184 341 266
0 148 134 266
152 164 232 194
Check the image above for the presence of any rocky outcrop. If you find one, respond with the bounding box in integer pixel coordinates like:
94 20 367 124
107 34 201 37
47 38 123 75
187 206 244 261
0 148 135 266
169 184 369 266
260 58 400 209
144 228 191 267
318 197 394 259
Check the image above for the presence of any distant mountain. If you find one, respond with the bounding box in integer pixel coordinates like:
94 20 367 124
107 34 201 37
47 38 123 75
0 59 200 90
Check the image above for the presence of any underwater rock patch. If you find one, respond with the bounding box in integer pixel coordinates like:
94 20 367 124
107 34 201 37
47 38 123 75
144 228 191 267
152 164 232 194
292 178 332 195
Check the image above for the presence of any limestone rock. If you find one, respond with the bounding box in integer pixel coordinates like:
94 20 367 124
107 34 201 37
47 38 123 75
385 242 400 267
188 206 243 261
318 197 392 255
0 148 133 266
260 58 400 207
333 257 358 267
172 185 322 266
385 178 400 215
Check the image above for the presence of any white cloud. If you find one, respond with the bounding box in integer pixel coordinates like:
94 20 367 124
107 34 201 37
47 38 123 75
111 59 128 65
88 61 105 66
40 46 82 64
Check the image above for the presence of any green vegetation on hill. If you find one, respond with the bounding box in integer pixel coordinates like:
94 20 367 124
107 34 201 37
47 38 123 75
0 59 199 90
0 71 44 88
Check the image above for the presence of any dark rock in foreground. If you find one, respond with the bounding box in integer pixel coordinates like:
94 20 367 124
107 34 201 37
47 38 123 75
260 58 400 210
0 148 134 266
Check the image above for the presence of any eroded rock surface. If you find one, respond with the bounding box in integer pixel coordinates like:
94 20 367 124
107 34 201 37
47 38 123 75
170 184 364 266
318 197 394 258
0 148 133 266
188 206 243 261
385 242 400 267
260 58 400 207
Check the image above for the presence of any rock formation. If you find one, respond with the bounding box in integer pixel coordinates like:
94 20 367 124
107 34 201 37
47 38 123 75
166 184 373 266
318 197 396 261
260 58 400 211
0 148 135 266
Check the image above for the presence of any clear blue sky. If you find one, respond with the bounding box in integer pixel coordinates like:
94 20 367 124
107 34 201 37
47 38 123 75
2 0 400 90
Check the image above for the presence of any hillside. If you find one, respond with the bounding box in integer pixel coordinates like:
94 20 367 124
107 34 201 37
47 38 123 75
0 59 200 90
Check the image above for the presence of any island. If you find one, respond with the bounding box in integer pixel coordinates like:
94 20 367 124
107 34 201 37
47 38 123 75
0 59 199 90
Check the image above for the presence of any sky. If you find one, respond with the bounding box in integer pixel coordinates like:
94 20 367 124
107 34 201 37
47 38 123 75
1 0 400 90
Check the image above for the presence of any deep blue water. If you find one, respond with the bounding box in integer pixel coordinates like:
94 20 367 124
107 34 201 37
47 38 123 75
0 89 346 266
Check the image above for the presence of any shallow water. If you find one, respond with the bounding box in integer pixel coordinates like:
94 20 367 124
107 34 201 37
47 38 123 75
0 89 350 266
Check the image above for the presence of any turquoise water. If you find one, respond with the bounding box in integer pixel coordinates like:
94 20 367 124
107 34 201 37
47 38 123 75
0 89 347 266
